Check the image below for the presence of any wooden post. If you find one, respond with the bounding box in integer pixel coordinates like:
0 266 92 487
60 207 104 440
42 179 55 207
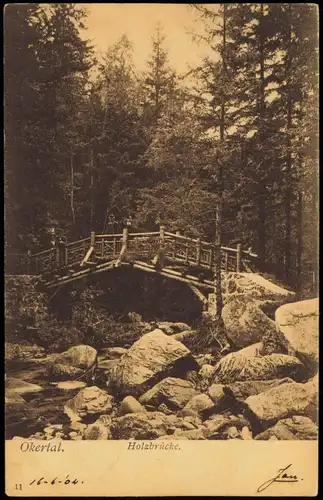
122 227 129 247
209 247 213 270
224 251 229 272
91 231 96 258
65 247 68 267
236 243 242 273
160 225 165 248
101 238 104 258
56 248 60 267
158 225 165 269
27 250 31 275
196 238 201 266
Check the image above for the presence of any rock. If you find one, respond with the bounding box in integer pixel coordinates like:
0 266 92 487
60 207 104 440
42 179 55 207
83 423 112 440
156 322 177 335
255 416 318 440
43 426 55 435
157 403 175 415
173 322 192 332
172 330 200 347
111 412 182 440
156 435 189 440
99 347 128 360
157 322 191 335
178 408 199 419
139 377 198 411
197 365 216 392
5 343 46 361
183 394 215 418
195 354 215 367
204 414 251 438
118 396 146 416
69 422 87 432
56 381 87 390
69 431 78 438
207 384 228 408
47 363 85 381
245 379 318 428
109 330 198 396
275 298 319 376
213 352 306 384
173 428 206 440
99 359 119 372
227 426 240 439
5 377 43 395
235 342 263 357
227 378 294 400
182 421 196 431
241 426 253 440
199 364 216 380
5 391 26 405
222 297 277 348
53 345 97 370
64 386 114 422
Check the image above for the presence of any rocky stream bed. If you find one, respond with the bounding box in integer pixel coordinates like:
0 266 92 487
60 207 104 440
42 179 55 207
5 296 319 442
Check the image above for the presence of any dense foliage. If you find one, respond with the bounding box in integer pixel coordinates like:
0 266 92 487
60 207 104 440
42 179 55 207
5 3 318 293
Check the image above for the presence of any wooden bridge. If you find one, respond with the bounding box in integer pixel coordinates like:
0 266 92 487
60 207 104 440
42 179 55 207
6 228 258 293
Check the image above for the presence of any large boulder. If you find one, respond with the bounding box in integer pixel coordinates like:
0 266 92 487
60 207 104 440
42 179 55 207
275 298 319 376
255 416 318 440
5 377 43 395
111 412 183 440
222 297 277 348
212 352 306 384
109 330 199 396
53 345 97 370
139 377 198 411
5 391 26 405
226 378 294 400
47 363 85 381
182 394 215 418
245 378 318 428
64 386 114 422
83 415 112 440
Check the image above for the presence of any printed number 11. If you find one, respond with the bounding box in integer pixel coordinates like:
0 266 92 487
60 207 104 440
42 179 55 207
15 484 22 490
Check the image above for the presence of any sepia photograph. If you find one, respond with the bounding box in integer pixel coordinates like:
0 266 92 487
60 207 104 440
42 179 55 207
4 2 319 496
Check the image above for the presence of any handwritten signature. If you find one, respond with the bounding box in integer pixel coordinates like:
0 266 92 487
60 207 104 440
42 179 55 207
257 464 302 493
30 475 84 486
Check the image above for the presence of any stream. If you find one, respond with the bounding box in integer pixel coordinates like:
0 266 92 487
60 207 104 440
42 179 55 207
5 358 109 439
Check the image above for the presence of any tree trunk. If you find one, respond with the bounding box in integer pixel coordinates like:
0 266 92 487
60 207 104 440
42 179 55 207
70 150 75 224
257 3 266 271
284 3 293 281
296 190 303 293
213 4 227 320
90 145 94 225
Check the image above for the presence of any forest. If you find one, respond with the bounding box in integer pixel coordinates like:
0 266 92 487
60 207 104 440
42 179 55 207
4 3 319 292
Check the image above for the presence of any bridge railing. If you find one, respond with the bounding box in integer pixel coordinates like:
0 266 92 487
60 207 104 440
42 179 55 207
6 228 258 276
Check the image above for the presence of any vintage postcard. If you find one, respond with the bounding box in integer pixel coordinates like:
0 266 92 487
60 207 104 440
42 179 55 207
4 3 319 496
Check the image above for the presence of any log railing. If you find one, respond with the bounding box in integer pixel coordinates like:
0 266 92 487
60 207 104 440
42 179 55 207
6 228 258 276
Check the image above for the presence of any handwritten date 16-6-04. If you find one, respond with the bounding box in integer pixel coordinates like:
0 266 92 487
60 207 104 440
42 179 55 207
30 475 84 486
